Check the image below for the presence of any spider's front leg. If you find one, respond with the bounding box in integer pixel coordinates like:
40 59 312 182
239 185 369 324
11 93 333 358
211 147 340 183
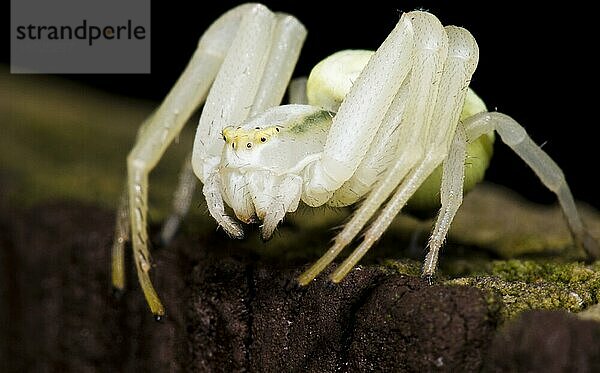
119 3 248 314
299 13 479 284
299 12 444 284
299 12 415 208
113 4 306 317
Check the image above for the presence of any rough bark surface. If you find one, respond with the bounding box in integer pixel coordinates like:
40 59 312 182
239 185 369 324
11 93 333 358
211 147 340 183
4 202 599 372
1 202 500 372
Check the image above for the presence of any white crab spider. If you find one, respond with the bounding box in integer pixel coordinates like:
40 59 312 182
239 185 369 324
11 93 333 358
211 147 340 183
112 3 598 317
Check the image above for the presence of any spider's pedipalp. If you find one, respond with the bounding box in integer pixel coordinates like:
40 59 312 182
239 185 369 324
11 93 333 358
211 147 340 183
260 175 303 240
203 172 245 239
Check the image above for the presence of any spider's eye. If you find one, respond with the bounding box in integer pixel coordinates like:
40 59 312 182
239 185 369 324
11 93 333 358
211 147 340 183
275 128 280 132
260 137 266 143
231 143 235 149
246 143 252 149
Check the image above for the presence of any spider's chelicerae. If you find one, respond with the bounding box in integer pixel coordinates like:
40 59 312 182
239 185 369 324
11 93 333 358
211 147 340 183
111 3 599 317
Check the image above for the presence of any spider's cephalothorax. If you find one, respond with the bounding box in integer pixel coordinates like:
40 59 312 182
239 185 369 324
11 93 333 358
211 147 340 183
217 105 332 233
112 4 598 317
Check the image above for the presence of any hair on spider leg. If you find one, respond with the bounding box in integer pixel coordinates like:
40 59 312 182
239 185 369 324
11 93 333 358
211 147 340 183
392 6 431 18
281 202 349 237
319 201 369 238
463 153 483 167
413 6 431 13
213 223 235 238
422 273 436 286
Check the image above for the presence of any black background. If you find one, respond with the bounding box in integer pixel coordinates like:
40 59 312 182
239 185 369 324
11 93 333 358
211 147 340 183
4 1 598 208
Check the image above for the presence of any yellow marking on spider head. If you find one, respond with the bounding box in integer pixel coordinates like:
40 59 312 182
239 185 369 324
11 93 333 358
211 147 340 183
222 126 280 150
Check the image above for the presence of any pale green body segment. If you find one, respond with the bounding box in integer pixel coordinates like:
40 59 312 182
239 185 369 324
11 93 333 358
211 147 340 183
289 109 334 134
307 49 494 211
306 50 373 113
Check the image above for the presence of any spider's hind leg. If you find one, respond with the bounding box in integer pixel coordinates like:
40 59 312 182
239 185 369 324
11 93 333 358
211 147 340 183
160 153 198 246
464 111 600 259
422 128 467 278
